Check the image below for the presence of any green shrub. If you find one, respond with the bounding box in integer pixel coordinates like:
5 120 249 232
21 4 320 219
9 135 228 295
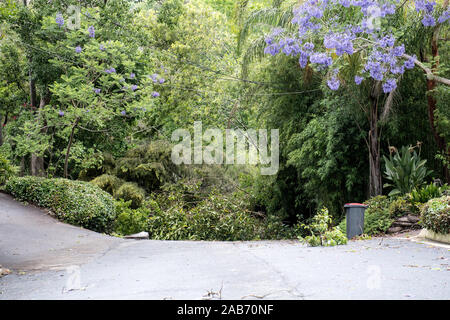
0 154 18 185
388 198 419 217
114 182 146 209
146 191 265 241
299 208 347 246
420 195 450 234
5 176 116 233
410 183 445 204
383 145 432 196
115 140 183 192
114 200 149 235
90 174 124 195
339 196 393 236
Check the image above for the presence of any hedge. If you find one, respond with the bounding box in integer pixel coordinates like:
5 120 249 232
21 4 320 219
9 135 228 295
421 195 450 235
5 176 117 233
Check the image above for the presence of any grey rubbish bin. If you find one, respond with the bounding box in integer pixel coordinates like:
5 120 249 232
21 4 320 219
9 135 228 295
344 203 367 239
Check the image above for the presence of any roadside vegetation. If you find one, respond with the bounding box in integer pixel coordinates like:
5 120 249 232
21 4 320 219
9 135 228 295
0 0 449 245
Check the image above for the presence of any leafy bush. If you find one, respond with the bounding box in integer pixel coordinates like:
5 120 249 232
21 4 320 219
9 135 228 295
299 208 347 246
388 198 419 217
114 200 149 235
410 183 445 204
420 196 450 234
90 174 125 195
5 176 116 233
115 140 183 192
0 154 17 185
114 182 146 209
146 190 265 241
338 196 393 236
383 145 433 196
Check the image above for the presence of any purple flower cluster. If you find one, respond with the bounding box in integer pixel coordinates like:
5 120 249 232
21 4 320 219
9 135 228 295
88 26 95 38
261 0 435 92
382 78 397 93
105 67 116 74
56 14 64 28
438 9 450 23
355 75 364 85
415 0 438 26
75 46 82 53
324 32 354 56
327 76 340 91
151 92 160 98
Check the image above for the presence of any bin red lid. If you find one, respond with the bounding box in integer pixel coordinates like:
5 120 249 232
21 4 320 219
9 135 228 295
344 203 368 208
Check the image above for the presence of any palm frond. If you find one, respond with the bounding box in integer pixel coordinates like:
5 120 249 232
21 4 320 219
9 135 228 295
241 36 268 78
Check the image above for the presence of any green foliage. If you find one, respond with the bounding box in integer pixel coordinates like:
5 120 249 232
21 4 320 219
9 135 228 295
90 174 125 196
0 154 17 185
299 208 347 246
115 141 181 192
420 196 450 235
114 200 149 236
410 183 446 204
5 176 116 233
146 190 265 241
388 198 419 218
114 182 146 209
338 196 394 236
383 146 433 196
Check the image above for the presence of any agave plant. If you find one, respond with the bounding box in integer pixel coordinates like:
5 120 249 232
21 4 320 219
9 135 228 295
383 146 433 196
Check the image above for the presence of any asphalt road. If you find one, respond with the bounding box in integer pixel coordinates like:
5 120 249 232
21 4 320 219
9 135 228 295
0 192 449 300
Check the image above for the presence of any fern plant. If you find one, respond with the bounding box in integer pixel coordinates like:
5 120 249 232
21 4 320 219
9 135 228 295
383 146 433 196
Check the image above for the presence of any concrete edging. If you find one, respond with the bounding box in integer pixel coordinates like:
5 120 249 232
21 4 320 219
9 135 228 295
418 229 450 244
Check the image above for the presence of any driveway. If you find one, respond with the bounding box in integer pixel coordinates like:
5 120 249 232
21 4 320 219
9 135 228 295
0 193 449 299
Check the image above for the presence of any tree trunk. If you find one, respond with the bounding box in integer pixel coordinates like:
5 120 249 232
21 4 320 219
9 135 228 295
20 157 25 176
31 154 45 177
64 118 79 179
368 84 382 197
30 96 50 177
368 104 382 197
425 22 450 183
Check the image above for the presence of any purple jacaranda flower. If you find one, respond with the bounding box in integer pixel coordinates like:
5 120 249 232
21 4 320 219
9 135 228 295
159 78 165 84
299 51 308 68
105 67 116 74
327 77 340 91
99 44 105 51
58 110 64 116
88 26 95 38
121 110 126 116
131 85 138 91
404 55 416 69
56 14 64 28
130 73 135 79
382 78 397 93
264 44 280 56
392 45 405 57
438 9 450 23
94 88 101 94
422 14 436 26
355 76 364 85
415 0 436 13
151 92 160 98
75 46 82 53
